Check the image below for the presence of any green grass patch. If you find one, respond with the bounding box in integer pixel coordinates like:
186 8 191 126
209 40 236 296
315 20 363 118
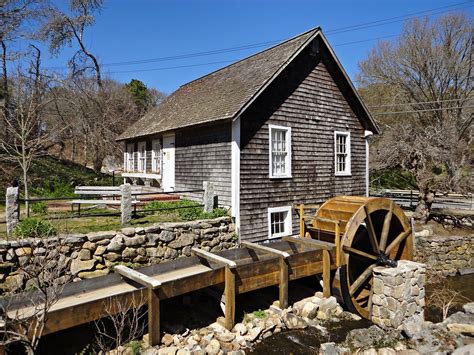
13 218 57 238
145 199 227 221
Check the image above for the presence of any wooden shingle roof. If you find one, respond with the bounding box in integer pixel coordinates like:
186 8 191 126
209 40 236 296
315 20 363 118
118 27 379 141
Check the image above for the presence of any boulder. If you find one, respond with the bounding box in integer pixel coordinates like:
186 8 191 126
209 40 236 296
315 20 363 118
282 312 308 329
64 234 86 244
447 323 474 336
161 333 174 346
70 258 96 275
122 247 137 259
232 323 247 336
169 233 194 249
157 346 178 355
204 339 220 355
245 326 262 342
462 302 474 314
87 231 115 242
15 247 32 257
453 344 474 355
125 235 146 247
301 301 318 319
215 331 235 342
159 230 176 242
121 227 135 237
3 273 24 292
78 249 91 261
94 246 107 256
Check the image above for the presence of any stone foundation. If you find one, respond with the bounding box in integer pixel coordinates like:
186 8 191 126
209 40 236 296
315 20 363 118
0 217 236 293
372 260 426 331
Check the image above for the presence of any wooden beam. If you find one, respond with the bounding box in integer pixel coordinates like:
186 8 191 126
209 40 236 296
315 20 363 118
323 250 331 298
114 265 161 289
192 248 237 269
224 267 236 330
279 257 289 308
241 241 290 259
148 288 160 346
282 236 334 251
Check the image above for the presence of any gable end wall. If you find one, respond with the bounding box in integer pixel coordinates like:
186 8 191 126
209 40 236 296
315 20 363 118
239 47 366 242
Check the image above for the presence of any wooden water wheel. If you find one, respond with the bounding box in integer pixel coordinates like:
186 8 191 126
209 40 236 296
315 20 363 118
303 196 413 319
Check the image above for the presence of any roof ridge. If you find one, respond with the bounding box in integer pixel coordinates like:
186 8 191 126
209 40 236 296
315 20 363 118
181 26 320 88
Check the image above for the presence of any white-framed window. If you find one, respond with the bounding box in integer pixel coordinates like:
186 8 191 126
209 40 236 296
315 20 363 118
268 206 292 239
151 139 161 173
137 141 146 173
334 131 351 176
269 124 292 178
125 143 134 172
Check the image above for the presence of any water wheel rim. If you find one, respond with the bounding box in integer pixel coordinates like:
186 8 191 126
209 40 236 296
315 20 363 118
341 198 413 318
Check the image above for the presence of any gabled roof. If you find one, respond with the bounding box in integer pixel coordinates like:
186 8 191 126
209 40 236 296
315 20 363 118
117 28 379 141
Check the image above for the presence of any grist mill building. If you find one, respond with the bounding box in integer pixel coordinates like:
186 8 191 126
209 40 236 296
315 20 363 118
117 27 380 242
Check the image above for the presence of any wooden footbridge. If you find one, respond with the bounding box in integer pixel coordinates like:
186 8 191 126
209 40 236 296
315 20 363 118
4 196 414 347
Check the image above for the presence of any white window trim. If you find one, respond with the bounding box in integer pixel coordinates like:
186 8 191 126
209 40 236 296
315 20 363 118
268 206 293 239
268 124 292 179
125 143 134 172
137 141 147 173
151 139 161 173
334 131 351 176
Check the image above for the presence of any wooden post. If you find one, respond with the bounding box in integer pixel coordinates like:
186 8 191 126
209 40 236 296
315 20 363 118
335 222 341 267
322 249 331 298
224 266 236 330
299 204 305 238
148 288 161 346
279 257 289 308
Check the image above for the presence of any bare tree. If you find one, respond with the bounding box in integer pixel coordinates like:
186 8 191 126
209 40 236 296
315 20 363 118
358 13 473 220
0 46 67 215
0 0 53 132
0 239 72 354
94 292 148 354
41 0 104 88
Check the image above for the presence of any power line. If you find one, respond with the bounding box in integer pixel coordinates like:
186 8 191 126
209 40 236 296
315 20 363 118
105 34 402 74
372 105 474 115
367 97 474 108
107 60 237 74
44 1 471 71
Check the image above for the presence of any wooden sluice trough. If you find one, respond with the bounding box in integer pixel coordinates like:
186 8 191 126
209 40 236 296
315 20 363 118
4 196 414 347
6 237 335 346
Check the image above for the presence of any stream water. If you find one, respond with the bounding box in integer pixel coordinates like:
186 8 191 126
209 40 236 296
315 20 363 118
251 274 474 354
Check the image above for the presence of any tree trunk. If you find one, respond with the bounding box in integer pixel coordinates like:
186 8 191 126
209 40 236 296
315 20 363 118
413 188 434 222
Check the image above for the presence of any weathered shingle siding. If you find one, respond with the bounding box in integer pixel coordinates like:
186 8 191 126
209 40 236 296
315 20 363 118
239 49 366 242
175 122 232 207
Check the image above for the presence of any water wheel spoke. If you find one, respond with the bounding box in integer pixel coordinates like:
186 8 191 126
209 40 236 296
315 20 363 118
379 202 393 252
349 264 376 296
385 228 412 255
343 246 378 261
364 206 379 254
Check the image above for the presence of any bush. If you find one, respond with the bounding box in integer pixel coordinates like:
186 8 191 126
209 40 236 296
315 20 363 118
13 218 57 238
30 201 48 215
30 179 75 198
145 199 228 221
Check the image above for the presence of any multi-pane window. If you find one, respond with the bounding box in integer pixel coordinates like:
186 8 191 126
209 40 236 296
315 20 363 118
125 143 134 172
151 140 161 173
269 125 291 178
268 206 292 239
334 131 351 175
137 142 146 173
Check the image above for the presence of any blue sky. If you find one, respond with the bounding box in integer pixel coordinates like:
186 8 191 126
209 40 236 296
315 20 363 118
39 0 473 94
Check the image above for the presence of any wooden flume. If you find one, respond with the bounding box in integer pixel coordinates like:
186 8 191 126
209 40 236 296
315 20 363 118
2 196 412 347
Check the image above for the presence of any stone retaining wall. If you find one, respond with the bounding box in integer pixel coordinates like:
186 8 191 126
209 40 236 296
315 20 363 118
415 234 473 276
0 217 236 293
